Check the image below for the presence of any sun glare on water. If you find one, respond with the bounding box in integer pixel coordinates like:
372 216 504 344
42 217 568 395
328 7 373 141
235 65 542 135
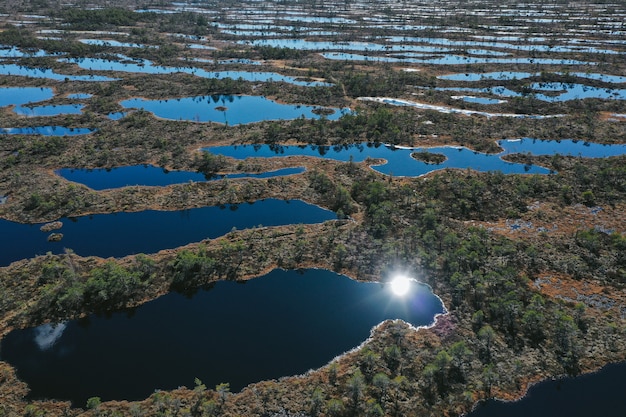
390 275 411 296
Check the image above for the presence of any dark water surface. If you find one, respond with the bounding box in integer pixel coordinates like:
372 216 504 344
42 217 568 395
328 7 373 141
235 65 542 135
206 139 626 177
0 269 445 406
468 362 626 417
56 165 305 190
0 199 334 265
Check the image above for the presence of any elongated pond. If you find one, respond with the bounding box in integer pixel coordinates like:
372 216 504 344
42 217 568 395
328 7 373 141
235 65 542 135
0 268 445 406
120 95 348 124
56 165 305 190
0 126 96 136
206 139 626 177
0 199 334 266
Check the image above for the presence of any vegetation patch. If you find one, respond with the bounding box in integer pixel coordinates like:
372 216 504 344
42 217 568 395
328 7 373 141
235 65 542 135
412 150 447 164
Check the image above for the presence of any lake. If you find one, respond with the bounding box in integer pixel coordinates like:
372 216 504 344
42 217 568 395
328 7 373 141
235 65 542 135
0 126 96 136
205 142 553 177
205 139 626 177
0 199 335 266
119 95 349 124
56 165 306 190
0 268 445 406
63 56 331 87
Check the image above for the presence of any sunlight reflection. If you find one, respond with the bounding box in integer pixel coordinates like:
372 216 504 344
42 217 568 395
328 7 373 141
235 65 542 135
390 275 411 297
34 322 67 350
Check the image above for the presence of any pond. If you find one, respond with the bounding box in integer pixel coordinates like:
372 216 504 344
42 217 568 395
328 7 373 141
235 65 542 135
62 56 331 87
435 82 626 102
0 126 96 136
119 95 349 124
0 199 335 266
0 87 54 108
13 104 84 117
206 139 626 177
204 143 552 177
0 63 118 82
363 96 559 118
468 362 626 417
321 52 592 66
56 165 306 190
0 268 445 406
79 39 150 48
452 95 506 105
438 71 626 83
238 38 452 53
499 138 626 157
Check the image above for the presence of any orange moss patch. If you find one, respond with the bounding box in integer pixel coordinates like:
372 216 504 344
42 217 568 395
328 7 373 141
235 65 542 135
599 111 626 122
531 272 626 314
467 202 626 241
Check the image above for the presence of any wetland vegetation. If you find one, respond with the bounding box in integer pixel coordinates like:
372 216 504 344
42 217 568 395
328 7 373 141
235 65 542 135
0 0 625 416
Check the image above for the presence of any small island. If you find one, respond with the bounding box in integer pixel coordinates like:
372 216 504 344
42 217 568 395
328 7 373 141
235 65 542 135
412 150 448 164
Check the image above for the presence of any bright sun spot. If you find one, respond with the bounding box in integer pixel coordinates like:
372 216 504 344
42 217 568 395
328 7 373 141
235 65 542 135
390 275 411 296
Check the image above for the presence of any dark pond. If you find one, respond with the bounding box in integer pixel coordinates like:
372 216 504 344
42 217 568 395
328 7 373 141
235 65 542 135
0 199 334 266
206 140 626 177
468 362 626 417
205 143 552 177
0 268 445 406
119 95 349 124
56 165 305 190
0 126 96 136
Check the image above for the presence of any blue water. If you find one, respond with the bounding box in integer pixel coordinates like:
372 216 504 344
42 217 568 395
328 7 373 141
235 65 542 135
239 38 451 53
468 362 626 417
438 71 626 83
436 83 626 102
321 52 592 66
0 199 335 265
66 93 93 99
383 36 621 55
0 126 96 136
13 104 85 117
529 82 626 102
0 269 444 406
119 95 349 124
0 46 55 58
205 143 552 177
456 96 505 105
0 87 54 108
499 138 626 157
438 72 536 81
0 64 118 82
79 39 149 48
56 165 306 190
107 111 127 120
62 56 331 87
